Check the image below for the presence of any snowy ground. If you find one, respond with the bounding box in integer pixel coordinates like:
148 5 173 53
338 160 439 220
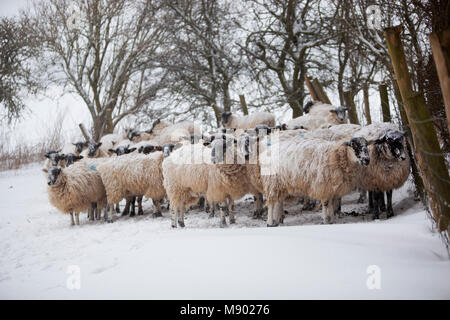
0 163 449 299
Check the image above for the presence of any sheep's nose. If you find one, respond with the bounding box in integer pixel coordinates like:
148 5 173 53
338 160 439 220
362 158 370 166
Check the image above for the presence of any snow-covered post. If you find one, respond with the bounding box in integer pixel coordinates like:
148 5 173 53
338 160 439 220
78 123 91 142
304 75 320 102
385 26 450 233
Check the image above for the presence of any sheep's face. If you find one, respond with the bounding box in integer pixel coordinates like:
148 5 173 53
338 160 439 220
331 106 348 123
63 153 83 166
72 141 88 154
127 130 140 141
377 130 406 161
162 143 175 158
138 144 157 155
221 111 232 126
303 101 314 114
345 137 370 166
109 145 136 156
87 142 102 157
275 123 288 131
46 166 62 186
45 150 64 166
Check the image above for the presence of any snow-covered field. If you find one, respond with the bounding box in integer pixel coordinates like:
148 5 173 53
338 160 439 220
0 163 449 299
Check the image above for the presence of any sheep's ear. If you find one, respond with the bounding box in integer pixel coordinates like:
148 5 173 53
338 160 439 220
78 155 84 159
72 143 76 146
138 146 143 153
203 141 211 146
44 153 50 159
129 148 137 153
330 109 337 114
221 128 227 134
42 168 48 173
97 142 102 147
108 148 116 153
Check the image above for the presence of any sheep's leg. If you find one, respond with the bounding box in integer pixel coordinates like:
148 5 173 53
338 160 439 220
75 212 80 225
372 192 380 220
267 202 278 227
228 198 235 224
70 212 75 226
129 196 136 217
171 204 178 228
379 192 386 212
386 190 394 218
105 203 114 223
368 191 374 211
89 203 96 221
122 198 131 216
208 201 215 218
303 197 315 211
137 196 144 215
321 200 333 224
274 201 284 225
178 205 185 228
219 203 227 226
252 193 264 219
357 190 367 203
115 203 120 214
153 199 163 218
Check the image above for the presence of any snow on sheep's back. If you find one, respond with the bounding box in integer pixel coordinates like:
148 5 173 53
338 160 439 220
0 164 449 299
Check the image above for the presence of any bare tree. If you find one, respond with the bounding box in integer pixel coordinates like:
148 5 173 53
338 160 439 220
156 0 244 127
0 16 43 123
242 0 334 118
25 0 169 140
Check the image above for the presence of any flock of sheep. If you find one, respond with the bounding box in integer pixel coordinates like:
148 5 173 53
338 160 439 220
42 101 410 228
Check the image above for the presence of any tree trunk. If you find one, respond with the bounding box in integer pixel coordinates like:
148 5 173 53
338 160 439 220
343 91 359 124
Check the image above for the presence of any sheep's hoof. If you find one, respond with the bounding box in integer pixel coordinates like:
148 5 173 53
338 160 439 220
373 214 380 220
115 208 120 214
121 211 128 216
267 223 278 227
138 210 144 216
229 217 236 224
153 212 163 218
129 212 135 217
387 211 394 219
252 210 262 219
178 221 185 228
220 220 227 227
107 220 113 223
208 212 215 218
171 223 177 228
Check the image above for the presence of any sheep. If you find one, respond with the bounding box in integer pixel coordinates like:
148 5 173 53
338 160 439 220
308 122 410 219
62 141 88 156
61 153 84 167
93 152 167 222
163 136 255 228
43 162 107 225
259 135 371 225
221 111 275 130
355 124 410 219
80 141 110 158
307 102 349 122
43 150 65 170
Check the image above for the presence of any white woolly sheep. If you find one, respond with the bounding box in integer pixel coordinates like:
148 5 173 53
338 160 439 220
221 111 275 130
259 135 371 225
43 162 107 225
93 152 167 222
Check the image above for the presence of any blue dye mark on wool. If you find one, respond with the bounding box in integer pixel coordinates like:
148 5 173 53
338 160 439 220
90 165 97 171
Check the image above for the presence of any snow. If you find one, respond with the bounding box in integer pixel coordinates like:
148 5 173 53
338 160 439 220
0 163 449 299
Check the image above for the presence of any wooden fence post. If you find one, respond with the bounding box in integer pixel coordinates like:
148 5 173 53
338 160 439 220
343 91 360 124
239 94 249 116
429 28 450 134
379 84 391 122
78 123 91 142
312 78 332 104
304 75 320 102
385 26 450 233
362 84 372 125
